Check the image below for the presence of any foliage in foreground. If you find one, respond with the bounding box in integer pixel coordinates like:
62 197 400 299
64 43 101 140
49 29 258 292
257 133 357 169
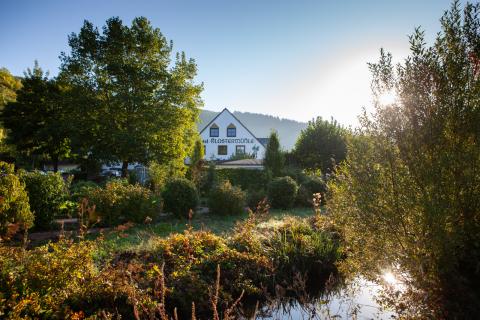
0 214 341 319
328 2 480 318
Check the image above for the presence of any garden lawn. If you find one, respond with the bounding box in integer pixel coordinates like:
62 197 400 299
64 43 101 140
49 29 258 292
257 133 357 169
95 207 315 256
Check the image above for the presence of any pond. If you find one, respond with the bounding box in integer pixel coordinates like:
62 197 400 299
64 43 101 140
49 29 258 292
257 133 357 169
241 277 397 319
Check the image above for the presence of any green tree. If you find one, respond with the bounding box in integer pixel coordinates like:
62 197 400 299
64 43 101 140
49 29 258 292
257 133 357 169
0 68 21 108
292 117 347 173
60 17 203 177
263 131 284 177
0 68 22 154
1 62 71 171
328 2 480 317
187 137 204 187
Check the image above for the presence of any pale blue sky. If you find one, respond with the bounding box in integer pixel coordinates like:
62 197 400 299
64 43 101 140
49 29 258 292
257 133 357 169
0 0 455 126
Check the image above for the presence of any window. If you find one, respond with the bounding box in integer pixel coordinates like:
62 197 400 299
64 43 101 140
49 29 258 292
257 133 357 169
218 145 228 155
210 124 219 137
236 145 245 154
227 127 236 137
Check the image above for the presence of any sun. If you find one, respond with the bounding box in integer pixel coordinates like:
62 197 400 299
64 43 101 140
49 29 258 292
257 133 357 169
378 90 397 105
382 271 397 285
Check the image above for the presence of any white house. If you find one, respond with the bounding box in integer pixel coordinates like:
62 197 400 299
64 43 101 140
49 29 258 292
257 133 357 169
199 108 268 161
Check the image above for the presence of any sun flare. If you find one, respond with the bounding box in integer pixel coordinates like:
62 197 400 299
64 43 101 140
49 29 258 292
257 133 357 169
378 90 397 105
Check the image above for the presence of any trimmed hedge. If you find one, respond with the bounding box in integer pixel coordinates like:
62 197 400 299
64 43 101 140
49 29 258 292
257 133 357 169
208 180 246 215
162 178 198 218
268 176 298 209
215 168 268 190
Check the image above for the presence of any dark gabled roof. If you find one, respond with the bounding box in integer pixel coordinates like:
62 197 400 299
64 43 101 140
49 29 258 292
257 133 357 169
257 138 269 147
199 108 267 148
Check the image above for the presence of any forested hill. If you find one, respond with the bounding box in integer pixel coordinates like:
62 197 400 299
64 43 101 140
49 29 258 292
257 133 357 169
198 109 307 150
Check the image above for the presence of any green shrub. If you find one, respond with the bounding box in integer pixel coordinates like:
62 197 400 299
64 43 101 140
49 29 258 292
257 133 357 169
265 217 341 283
70 180 99 202
208 180 246 215
0 162 33 238
296 176 327 207
85 179 161 226
20 170 69 230
268 176 298 209
246 188 267 209
215 168 268 190
162 178 198 218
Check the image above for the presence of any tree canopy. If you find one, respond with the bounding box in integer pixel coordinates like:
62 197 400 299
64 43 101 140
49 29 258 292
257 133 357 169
1 62 71 171
60 17 203 176
292 117 347 174
328 1 480 317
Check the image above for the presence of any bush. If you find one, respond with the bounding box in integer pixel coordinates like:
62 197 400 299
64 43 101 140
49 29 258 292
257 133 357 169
85 179 161 226
215 168 268 191
246 188 267 209
0 162 33 238
162 178 198 218
0 240 97 318
20 170 69 230
208 180 246 215
70 180 99 202
268 176 298 209
296 176 327 207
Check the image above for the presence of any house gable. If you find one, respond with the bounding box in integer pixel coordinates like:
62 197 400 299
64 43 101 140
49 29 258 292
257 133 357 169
199 108 267 160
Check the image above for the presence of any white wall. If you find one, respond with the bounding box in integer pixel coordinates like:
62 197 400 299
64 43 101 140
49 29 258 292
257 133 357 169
200 109 266 160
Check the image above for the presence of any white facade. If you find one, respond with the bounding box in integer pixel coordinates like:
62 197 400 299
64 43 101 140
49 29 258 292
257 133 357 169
200 108 267 161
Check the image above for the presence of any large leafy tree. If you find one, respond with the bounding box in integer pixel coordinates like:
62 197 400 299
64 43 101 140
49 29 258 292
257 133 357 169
0 68 22 154
0 68 21 107
60 17 203 177
292 117 347 174
1 62 71 171
329 2 480 317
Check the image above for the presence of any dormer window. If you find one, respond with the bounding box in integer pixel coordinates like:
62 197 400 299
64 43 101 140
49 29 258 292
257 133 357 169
210 123 219 137
227 123 236 137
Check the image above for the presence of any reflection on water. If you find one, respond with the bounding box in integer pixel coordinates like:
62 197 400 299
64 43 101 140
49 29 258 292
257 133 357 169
248 277 396 320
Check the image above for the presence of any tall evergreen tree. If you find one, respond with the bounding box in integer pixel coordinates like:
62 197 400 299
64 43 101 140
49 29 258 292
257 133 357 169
264 131 284 177
60 17 203 177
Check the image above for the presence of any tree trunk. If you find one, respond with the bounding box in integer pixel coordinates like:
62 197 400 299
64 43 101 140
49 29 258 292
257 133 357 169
121 160 129 178
53 155 59 173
